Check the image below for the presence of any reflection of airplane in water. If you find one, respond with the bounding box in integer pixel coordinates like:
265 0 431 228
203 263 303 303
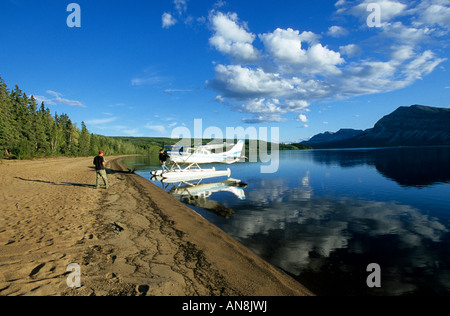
151 176 247 218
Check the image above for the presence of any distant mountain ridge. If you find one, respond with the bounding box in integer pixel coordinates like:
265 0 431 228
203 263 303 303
303 128 365 146
301 105 450 149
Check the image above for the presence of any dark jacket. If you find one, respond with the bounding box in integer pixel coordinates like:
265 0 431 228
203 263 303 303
159 152 170 162
93 155 105 170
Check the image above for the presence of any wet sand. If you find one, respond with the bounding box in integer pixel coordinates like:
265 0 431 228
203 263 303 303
0 156 312 296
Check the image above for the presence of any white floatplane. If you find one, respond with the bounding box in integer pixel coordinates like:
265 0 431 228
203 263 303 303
150 140 246 182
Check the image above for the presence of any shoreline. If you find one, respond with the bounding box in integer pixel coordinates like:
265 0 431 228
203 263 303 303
0 156 312 296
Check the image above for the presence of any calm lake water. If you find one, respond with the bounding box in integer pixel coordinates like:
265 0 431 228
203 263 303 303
122 146 450 296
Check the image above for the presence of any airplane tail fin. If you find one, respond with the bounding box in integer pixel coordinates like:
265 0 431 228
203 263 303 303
228 140 245 158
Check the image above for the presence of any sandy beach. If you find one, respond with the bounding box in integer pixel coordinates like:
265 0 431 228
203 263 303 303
0 156 312 296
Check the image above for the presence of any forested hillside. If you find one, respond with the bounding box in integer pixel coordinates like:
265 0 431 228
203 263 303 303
0 77 147 159
0 77 308 160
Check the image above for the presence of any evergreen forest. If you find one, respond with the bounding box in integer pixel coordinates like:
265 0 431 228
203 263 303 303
0 77 151 160
0 77 310 160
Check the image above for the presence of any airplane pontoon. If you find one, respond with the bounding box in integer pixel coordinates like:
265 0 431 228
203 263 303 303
150 140 246 182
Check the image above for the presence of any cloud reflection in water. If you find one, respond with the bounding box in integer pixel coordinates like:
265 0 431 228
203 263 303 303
221 175 449 295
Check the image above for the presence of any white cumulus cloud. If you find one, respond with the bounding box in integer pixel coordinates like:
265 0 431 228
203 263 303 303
327 25 349 37
344 0 408 22
259 28 344 76
209 11 259 63
206 2 447 124
298 114 308 123
162 12 177 28
33 90 86 108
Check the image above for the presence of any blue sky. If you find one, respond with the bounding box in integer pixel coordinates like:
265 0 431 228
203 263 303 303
1 0 449 142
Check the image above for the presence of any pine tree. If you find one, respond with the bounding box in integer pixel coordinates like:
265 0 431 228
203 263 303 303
78 121 90 156
65 117 79 156
49 113 65 155
0 77 146 159
56 113 70 154
35 102 50 156
0 77 11 158
89 133 100 156
9 85 31 158
24 95 39 156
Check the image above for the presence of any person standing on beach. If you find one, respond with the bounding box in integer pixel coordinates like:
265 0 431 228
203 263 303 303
93 150 109 189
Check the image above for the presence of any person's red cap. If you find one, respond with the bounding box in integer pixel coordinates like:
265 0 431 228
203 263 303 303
99 150 105 154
